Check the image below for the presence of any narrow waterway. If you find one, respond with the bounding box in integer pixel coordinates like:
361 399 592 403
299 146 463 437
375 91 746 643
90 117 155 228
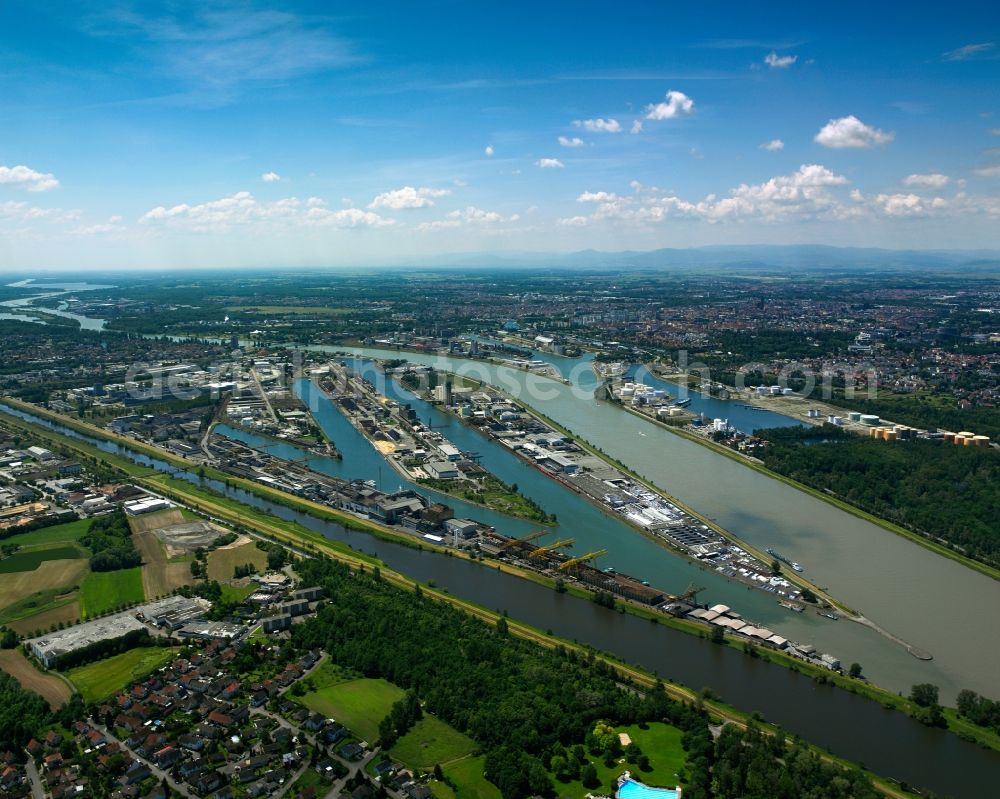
2 402 997 798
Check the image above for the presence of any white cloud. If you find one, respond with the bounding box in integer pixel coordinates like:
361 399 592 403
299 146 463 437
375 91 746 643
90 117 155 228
536 158 565 169
872 193 947 217
573 118 622 133
558 216 589 226
367 186 451 210
630 120 643 134
760 139 785 151
903 173 950 188
991 128 1000 136
417 205 519 231
0 200 79 223
942 42 995 61
577 191 621 203
644 90 694 120
764 52 797 68
305 207 394 228
484 144 494 156
974 165 1000 177
139 191 392 231
0 164 60 192
814 115 894 148
261 171 282 182
558 136 585 148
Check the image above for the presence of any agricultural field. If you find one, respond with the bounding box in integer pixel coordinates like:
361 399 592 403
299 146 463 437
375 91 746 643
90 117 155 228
206 537 268 582
296 676 405 742
0 545 88 573
126 508 185 534
80 568 145 617
389 715 476 772
0 518 90 547
133 530 194 599
0 559 88 622
7 601 81 635
546 723 687 798
0 648 73 710
67 646 177 703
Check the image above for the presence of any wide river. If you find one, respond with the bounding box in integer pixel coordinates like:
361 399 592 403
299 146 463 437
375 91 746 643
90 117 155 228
2 402 998 797
291 345 1000 705
3 287 998 702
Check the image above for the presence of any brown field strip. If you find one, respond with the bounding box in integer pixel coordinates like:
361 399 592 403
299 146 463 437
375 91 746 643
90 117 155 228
0 559 89 610
134 530 193 599
8 601 81 635
127 508 185 533
0 649 73 709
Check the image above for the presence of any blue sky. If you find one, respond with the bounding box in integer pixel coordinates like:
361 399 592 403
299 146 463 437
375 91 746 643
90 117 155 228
1 1 999 269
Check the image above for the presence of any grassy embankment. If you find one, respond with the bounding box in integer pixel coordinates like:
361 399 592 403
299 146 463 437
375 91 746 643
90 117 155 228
2 398 997 764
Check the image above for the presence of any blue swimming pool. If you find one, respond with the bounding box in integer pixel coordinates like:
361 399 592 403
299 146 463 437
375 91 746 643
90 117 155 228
616 777 679 799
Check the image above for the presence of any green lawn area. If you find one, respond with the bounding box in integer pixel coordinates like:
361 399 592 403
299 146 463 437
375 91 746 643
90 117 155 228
285 766 329 798
219 583 256 603
548 723 687 799
0 519 91 547
67 646 178 702
437 755 502 799
0 545 87 573
389 715 476 772
80 567 145 617
0 586 80 625
296 677 404 742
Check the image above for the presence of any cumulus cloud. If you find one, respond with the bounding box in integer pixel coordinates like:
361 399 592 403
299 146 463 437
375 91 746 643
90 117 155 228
644 90 694 120
139 191 392 231
974 165 1000 177
417 205 519 231
577 191 621 203
630 120 643 135
261 171 282 182
0 164 60 192
903 173 950 187
484 144 494 156
558 136 585 148
942 42 995 61
573 118 622 133
558 216 589 226
536 158 565 169
764 52 797 68
367 186 451 210
760 139 785 151
871 193 948 217
814 115 894 148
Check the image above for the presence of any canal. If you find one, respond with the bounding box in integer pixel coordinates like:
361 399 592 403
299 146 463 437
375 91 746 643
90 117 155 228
2 402 997 797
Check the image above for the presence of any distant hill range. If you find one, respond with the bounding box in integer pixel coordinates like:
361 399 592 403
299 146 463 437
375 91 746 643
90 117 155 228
409 244 1000 272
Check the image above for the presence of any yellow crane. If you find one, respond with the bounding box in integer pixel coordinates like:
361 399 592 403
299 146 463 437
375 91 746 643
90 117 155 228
529 538 575 558
500 530 548 550
558 548 608 572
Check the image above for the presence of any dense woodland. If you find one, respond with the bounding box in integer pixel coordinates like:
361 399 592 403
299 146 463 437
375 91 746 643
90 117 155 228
0 671 56 756
81 509 142 572
290 556 878 799
757 425 1000 567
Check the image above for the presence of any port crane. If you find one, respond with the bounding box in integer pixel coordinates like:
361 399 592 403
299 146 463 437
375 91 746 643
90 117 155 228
679 583 705 603
529 538 575 558
558 548 608 572
499 530 548 551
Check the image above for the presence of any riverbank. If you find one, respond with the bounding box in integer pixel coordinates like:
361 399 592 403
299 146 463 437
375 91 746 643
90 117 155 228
3 397 998 760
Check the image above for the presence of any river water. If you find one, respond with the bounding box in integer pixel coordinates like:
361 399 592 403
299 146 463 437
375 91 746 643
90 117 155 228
297 346 1000 706
1 402 997 797
2 291 997 703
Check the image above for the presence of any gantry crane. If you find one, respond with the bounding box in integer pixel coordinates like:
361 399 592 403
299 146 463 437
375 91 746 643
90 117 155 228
558 548 608 572
499 530 548 551
679 583 705 603
529 538 575 558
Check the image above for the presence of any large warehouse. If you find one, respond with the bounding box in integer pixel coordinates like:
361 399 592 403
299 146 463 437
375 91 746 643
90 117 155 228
26 612 148 668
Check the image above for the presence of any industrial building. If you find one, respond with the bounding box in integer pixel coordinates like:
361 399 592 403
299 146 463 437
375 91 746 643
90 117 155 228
176 621 244 640
27 613 148 668
137 595 212 629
